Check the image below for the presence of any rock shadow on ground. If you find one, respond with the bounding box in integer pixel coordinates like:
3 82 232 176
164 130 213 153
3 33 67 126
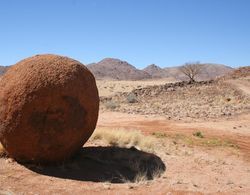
24 146 166 183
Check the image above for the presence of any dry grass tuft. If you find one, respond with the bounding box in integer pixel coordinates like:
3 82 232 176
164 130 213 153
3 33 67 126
90 128 156 152
133 172 149 184
129 158 164 183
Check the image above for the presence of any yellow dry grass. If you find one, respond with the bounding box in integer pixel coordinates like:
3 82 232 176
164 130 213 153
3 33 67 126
90 128 156 152
96 78 176 96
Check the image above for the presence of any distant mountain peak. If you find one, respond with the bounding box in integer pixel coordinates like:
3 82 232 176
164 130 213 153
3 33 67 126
144 64 162 70
143 64 165 78
87 58 151 80
99 58 124 63
149 63 159 67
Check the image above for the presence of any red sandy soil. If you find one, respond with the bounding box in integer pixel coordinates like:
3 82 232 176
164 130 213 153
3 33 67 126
98 111 250 160
1 111 250 194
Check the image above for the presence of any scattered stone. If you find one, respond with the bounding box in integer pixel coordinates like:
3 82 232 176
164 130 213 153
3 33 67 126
100 79 250 121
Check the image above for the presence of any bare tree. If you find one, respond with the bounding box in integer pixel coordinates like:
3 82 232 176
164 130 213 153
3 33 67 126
179 62 204 82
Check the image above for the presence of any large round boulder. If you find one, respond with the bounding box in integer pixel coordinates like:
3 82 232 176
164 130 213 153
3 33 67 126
0 54 99 163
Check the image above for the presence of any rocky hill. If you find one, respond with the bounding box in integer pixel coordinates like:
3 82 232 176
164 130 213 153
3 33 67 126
87 58 151 80
143 63 233 81
222 66 250 79
101 79 250 121
196 63 234 80
143 64 169 78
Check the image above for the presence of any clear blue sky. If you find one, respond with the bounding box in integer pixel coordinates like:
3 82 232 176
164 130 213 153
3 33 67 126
1 0 250 68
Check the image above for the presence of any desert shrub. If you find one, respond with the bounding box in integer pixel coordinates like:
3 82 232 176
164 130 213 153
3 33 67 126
105 101 119 110
90 128 156 152
151 132 167 138
132 171 148 184
193 131 204 138
127 93 138 103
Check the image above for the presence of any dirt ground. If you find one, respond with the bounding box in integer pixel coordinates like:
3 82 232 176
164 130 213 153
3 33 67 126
1 111 250 194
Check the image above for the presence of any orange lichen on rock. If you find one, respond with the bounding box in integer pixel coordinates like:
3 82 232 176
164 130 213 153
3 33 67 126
0 54 99 163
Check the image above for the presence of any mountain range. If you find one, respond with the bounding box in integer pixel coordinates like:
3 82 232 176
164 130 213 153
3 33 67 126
0 58 233 81
87 58 151 80
87 58 233 80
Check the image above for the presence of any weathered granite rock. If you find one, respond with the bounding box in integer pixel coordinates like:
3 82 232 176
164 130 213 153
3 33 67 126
0 54 99 163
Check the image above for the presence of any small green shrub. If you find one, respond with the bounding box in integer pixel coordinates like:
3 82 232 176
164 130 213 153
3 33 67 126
105 101 119 110
127 93 138 103
193 131 204 138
